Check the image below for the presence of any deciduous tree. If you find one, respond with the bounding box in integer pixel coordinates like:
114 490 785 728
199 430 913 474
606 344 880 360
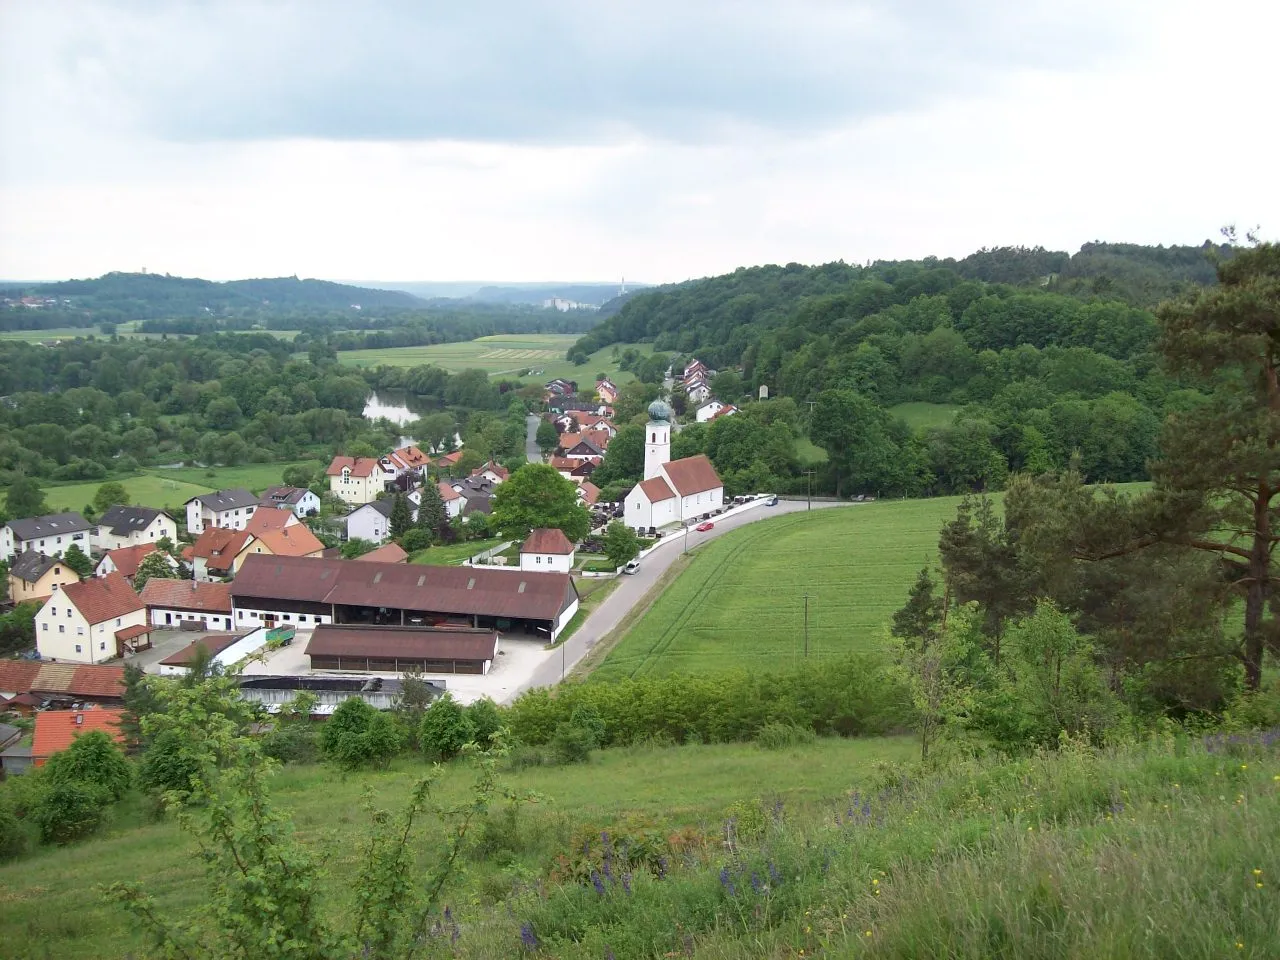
490 464 590 541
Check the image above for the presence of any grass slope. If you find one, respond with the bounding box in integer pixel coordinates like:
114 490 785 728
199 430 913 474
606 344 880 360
409 537 506 565
40 475 214 513
888 401 961 429
0 736 914 960
141 460 322 494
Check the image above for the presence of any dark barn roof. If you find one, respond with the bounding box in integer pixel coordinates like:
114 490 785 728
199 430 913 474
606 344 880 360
306 625 499 662
232 554 578 622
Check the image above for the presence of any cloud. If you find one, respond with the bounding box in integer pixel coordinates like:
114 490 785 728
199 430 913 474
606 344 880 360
1 0 1144 146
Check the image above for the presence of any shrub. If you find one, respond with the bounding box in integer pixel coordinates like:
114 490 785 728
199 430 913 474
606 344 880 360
755 722 818 750
549 722 595 765
44 730 132 800
467 698 504 750
32 780 110 845
419 693 475 761
0 798 28 861
399 528 431 552
138 729 201 797
319 699 405 769
260 722 319 765
505 744 547 770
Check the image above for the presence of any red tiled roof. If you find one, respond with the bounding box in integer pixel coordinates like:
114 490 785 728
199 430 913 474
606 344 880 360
115 624 151 642
438 481 462 502
521 528 574 555
639 476 676 502
548 456 578 472
190 527 253 564
471 461 510 481
392 445 431 468
662 455 722 496
0 660 41 693
159 633 243 666
140 579 233 613
357 542 409 564
432 450 464 468
326 456 382 478
245 509 297 536
101 543 161 579
32 708 126 761
62 573 143 625
578 481 601 505
252 525 325 558
10 663 126 700
64 665 126 698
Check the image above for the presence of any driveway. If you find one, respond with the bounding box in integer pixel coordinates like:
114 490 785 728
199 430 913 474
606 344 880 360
506 497 853 701
525 413 542 462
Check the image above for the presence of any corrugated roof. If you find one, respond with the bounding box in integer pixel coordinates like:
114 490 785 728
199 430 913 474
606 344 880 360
33 708 126 759
233 554 577 622
357 542 409 564
307 624 498 661
62 572 143 625
638 476 676 503
102 543 161 578
97 505 165 536
140 578 233 613
662 455 723 496
4 512 91 541
521 528 574 555
159 633 244 666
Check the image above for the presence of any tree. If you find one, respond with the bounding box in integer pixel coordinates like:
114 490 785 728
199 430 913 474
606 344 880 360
33 780 110 845
399 528 430 553
490 464 590 542
603 520 641 568
891 568 950 762
809 389 897 496
416 483 448 539
341 538 378 559
133 550 179 592
590 424 645 486
4 475 47 518
418 693 475 761
535 419 559 458
388 492 412 539
93 481 130 512
60 543 94 578
319 698 404 769
43 729 132 801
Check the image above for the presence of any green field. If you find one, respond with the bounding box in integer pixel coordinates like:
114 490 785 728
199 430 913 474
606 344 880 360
141 460 321 494
38 475 214 513
888 401 961 429
794 436 829 466
0 736 913 960
409 537 506 565
337 334 651 384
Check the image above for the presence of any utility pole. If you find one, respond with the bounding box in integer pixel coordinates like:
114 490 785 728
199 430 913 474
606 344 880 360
803 469 815 511
683 521 690 555
561 639 566 681
802 594 813 658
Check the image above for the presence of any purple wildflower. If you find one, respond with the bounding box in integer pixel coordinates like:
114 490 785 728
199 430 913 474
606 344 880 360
622 872 632 896
520 923 538 951
767 861 782 886
750 871 763 893
719 866 736 897
603 858 614 883
591 869 605 896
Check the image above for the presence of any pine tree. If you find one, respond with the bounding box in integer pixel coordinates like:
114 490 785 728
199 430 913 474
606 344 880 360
416 483 447 539
389 493 412 539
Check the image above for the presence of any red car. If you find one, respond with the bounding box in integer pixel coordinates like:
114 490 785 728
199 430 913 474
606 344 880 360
695 521 715 532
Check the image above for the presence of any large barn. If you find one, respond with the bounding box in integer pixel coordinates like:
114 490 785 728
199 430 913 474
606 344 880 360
230 554 580 641
305 624 500 675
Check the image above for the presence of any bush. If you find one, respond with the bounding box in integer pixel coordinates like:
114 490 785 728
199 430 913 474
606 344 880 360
32 780 110 845
755 721 818 750
319 699 405 769
260 722 319 765
44 730 132 800
0 798 28 861
549 722 595 765
419 693 475 761
467 698 504 750
505 744 547 770
138 729 201 798
399 528 431 552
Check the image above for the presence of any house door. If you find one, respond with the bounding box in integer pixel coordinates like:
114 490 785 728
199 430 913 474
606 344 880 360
165 613 172 625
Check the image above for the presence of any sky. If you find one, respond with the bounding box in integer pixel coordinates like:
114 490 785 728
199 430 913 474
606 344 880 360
1 0 1276 284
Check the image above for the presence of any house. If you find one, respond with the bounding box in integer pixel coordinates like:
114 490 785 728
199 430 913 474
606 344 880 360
709 403 739 422
35 572 148 663
356 542 409 564
326 456 393 505
156 633 244 676
577 481 602 506
305 625 501 675
569 458 600 481
232 524 325 571
548 456 579 479
244 507 301 537
430 450 465 475
624 401 724 532
449 477 496 517
185 489 259 535
231 553 580 641
547 397 609 416
346 498 400 544
695 399 726 423
595 378 619 404
140 578 234 631
32 707 127 766
557 430 610 460
470 460 509 484
0 660 126 709
95 544 178 584
188 527 253 581
683 359 711 382
94 505 178 552
388 444 431 479
8 551 79 605
258 485 321 519
519 528 575 573
0 512 93 562
543 378 578 399
685 379 712 404
573 413 617 437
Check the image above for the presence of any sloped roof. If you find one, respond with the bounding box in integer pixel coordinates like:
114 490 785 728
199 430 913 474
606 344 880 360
638 476 676 503
98 505 166 536
187 488 258 511
432 450 464 467
306 625 498 662
232 554 578 623
356 497 398 520
101 543 162 579
140 578 233 613
10 551 60 583
159 633 243 666
5 662 126 699
33 708 126 758
190 527 253 563
392 445 431 468
326 456 382 478
521 528 574 555
438 481 462 502
61 572 143 625
5 513 91 541
253 525 325 558
471 460 510 481
663 455 723 496
548 456 578 472
245 508 297 536
356 542 409 564
0 660 41 693
260 485 309 505
578 481 601 505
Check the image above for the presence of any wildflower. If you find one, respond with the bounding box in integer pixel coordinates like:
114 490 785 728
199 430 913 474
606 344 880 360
750 871 763 894
591 870 605 896
520 923 538 951
1254 869 1263 876
873 878 879 886
622 872 632 896
768 861 783 886
1257 882 1264 889
719 866 736 897
1237 942 1244 949
865 930 872 937
1241 764 1248 770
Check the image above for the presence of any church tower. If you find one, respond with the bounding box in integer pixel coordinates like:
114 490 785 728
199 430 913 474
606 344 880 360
643 399 672 480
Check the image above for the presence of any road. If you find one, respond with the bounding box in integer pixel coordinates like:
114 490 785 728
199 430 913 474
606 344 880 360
510 497 851 699
525 413 542 462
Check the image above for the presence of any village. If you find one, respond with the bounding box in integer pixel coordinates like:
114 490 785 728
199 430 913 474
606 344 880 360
0 360 756 773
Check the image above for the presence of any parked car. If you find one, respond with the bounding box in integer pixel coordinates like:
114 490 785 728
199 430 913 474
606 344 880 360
623 559 641 574
766 496 778 506
696 521 715 532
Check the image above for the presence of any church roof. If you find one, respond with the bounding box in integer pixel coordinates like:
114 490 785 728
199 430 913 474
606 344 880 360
638 476 676 503
663 455 722 496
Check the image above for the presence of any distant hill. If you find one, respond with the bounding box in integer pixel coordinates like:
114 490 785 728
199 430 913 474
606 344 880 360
357 280 649 307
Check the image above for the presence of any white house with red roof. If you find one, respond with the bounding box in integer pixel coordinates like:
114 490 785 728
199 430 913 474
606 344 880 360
519 528 576 573
326 456 394 505
624 401 724 532
35 572 147 663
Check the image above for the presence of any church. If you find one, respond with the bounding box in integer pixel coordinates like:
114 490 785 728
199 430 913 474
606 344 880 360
624 401 725 532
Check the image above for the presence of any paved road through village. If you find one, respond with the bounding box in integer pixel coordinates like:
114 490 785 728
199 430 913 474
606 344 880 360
509 497 851 700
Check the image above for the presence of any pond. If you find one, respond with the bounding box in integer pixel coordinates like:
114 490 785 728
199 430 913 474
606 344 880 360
363 390 441 426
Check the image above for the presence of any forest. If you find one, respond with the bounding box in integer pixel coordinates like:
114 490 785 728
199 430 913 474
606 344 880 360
578 241 1229 497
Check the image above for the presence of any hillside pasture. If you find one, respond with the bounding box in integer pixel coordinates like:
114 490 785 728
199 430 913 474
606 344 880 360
888 401 961 429
39 475 214 513
141 460 323 494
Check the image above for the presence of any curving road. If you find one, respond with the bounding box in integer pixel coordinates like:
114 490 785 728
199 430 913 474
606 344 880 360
525 413 543 462
509 497 852 700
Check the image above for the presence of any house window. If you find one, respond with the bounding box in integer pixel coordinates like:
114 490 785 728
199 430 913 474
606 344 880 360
50 607 56 617
75 643 82 652
535 556 542 564
54 566 61 575
100 642 106 650
59 624 64 633
116 618 121 626
41 622 47 631
77 626 83 635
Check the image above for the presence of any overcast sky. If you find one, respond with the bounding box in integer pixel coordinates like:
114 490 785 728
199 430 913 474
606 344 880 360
1 1 1276 284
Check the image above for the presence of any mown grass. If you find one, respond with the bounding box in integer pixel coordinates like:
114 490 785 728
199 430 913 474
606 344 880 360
38 474 214 513
409 537 506 565
140 460 322 494
0 736 914 960
888 401 961 429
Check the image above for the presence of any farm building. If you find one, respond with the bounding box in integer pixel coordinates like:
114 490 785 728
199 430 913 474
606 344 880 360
230 553 579 640
0 661 125 709
305 624 500 675
140 578 234 631
32 707 126 767
156 633 245 676
519 528 575 573
35 573 148 663
237 675 439 715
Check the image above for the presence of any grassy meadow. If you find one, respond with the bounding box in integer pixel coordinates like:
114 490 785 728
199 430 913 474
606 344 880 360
409 537 506 565
888 401 961 429
139 460 322 493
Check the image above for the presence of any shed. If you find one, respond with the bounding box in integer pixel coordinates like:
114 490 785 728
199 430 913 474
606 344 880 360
305 624 500 675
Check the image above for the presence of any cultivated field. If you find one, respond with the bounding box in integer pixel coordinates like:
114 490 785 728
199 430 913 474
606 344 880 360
337 334 651 384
